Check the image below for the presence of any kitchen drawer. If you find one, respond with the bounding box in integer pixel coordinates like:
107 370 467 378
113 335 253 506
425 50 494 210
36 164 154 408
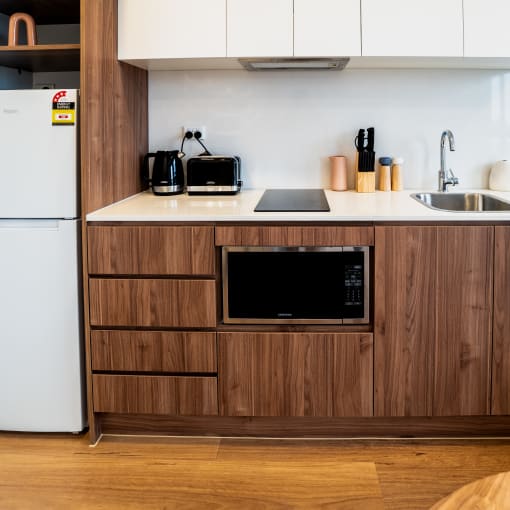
93 374 218 415
88 225 215 275
215 226 374 246
89 278 217 328
91 330 217 373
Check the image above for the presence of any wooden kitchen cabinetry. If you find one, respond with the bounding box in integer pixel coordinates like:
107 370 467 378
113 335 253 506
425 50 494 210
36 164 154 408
0 0 80 72
374 225 493 417
85 221 510 440
219 332 373 417
492 226 510 414
463 0 510 57
361 0 463 57
87 224 218 417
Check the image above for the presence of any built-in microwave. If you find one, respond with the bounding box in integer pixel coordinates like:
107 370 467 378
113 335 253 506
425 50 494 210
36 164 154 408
222 246 370 324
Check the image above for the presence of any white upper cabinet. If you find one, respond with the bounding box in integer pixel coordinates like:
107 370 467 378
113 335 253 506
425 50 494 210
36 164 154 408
294 0 361 57
118 0 226 60
227 0 293 57
464 0 510 57
361 0 463 57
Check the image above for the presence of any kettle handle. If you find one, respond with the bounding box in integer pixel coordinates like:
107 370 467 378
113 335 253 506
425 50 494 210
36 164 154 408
141 153 156 188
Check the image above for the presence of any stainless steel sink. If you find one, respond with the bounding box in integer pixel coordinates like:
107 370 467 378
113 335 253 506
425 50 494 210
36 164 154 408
411 192 510 212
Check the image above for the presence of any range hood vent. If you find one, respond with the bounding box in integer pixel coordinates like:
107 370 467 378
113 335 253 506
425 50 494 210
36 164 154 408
239 57 349 71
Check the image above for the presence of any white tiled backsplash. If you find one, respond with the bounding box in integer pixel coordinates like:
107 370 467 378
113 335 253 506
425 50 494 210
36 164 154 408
149 68 510 190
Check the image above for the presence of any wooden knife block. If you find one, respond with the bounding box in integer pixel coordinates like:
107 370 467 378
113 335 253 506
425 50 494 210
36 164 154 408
356 171 375 193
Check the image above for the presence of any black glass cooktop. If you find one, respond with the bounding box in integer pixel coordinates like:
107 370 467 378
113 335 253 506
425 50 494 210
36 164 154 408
254 189 330 212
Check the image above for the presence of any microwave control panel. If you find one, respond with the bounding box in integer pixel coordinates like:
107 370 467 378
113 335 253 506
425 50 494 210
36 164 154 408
343 264 363 306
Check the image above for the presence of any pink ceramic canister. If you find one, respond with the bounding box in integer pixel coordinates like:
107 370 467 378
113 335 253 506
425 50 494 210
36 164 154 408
329 155 348 191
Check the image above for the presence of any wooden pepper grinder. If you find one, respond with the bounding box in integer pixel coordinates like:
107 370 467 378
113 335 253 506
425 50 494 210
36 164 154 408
8 13 37 46
378 157 392 191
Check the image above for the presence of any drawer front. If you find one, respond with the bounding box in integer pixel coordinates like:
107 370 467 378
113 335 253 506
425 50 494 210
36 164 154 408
215 226 374 246
91 330 217 373
88 225 215 275
89 278 217 328
93 374 218 415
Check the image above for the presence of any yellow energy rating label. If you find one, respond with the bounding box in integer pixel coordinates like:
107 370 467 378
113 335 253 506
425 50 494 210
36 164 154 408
51 90 76 125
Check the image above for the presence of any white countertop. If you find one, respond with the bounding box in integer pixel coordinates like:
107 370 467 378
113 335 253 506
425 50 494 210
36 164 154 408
86 188 510 222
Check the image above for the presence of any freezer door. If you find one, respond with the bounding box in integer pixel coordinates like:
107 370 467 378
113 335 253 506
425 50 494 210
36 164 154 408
0 89 78 218
0 219 85 432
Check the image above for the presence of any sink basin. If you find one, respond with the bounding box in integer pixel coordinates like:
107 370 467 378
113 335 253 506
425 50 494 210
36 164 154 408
411 192 510 212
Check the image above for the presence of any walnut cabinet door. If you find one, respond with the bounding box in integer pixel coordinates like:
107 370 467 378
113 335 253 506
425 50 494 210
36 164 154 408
374 226 493 417
218 332 373 417
492 226 510 415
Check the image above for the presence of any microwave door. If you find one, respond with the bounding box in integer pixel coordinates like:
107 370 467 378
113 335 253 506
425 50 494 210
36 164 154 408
223 248 349 324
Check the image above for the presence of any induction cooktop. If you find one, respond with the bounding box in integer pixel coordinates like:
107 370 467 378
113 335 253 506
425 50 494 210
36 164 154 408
254 189 330 212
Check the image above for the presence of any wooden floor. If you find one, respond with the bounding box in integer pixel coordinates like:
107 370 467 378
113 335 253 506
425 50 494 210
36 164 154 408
2 433 510 509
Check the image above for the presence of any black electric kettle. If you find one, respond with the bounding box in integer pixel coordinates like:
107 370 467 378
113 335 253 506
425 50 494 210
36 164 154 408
142 150 185 196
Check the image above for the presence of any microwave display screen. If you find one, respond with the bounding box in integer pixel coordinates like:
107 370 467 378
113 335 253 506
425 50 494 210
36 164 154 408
222 247 369 324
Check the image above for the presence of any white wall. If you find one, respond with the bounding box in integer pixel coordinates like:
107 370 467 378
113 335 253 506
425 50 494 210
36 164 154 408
149 69 510 190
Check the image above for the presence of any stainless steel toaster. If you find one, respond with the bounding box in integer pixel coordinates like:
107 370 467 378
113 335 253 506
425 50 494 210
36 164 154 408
186 155 242 195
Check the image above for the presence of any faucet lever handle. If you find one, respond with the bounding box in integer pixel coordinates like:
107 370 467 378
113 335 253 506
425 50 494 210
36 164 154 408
448 168 459 185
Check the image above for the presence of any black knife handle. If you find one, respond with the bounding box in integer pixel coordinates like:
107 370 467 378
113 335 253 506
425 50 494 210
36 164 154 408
367 127 375 152
355 129 365 151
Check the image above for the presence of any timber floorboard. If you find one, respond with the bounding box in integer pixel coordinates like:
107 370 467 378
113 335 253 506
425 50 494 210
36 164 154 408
1 433 510 509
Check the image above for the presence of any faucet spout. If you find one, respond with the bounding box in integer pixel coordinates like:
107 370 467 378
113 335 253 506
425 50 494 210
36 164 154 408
438 130 458 192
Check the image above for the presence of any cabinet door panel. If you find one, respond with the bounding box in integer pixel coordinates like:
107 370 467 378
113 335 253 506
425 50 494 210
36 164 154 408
434 227 493 416
374 226 436 417
216 226 374 246
493 226 510 414
93 375 218 415
227 0 293 57
88 225 215 276
361 0 463 57
91 331 217 373
118 0 226 59
89 279 216 328
218 332 373 417
294 0 361 57
464 0 510 57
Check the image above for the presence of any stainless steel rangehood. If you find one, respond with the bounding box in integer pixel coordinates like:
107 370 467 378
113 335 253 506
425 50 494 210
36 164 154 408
239 57 349 71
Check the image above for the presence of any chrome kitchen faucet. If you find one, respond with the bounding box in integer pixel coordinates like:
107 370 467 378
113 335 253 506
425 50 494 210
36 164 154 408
438 130 459 192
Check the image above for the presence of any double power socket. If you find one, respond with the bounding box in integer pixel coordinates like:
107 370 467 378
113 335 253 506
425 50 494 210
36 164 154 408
182 126 207 140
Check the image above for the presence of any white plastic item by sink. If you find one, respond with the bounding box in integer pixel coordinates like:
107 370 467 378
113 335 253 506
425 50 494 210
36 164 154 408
489 160 510 191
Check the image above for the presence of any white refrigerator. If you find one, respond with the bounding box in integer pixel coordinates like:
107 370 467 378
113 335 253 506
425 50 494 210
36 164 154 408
0 89 86 432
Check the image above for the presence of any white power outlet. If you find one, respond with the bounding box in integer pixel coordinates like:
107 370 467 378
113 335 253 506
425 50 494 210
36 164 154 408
182 125 207 140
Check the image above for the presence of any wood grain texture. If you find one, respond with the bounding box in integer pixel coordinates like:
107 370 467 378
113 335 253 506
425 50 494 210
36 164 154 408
81 0 148 215
4 434 510 510
434 226 493 416
492 226 510 415
431 471 510 510
0 434 392 510
375 226 493 418
92 374 218 415
218 332 373 417
216 439 510 510
89 278 216 328
91 330 217 373
215 225 374 246
99 414 510 438
87 225 215 275
374 226 436 417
